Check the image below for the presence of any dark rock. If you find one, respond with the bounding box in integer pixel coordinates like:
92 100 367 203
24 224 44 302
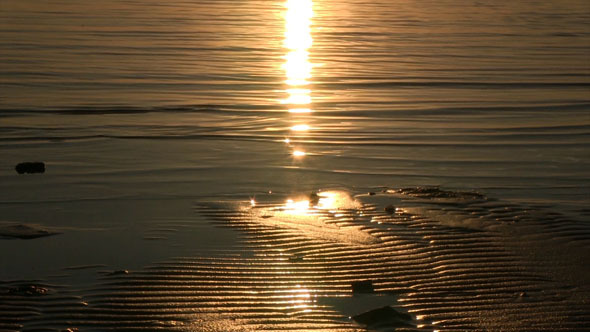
352 305 413 328
368 192 376 196
352 280 374 294
15 162 45 174
384 205 395 214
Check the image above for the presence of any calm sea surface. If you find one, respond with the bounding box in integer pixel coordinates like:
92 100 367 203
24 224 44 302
1 0 589 213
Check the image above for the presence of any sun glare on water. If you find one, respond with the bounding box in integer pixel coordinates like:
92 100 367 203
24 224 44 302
283 0 314 157
283 0 313 102
291 124 310 131
292 150 306 157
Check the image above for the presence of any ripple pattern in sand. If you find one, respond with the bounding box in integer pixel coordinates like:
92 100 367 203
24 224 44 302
1 189 589 331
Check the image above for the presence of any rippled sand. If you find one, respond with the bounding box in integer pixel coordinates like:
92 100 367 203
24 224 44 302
1 188 588 331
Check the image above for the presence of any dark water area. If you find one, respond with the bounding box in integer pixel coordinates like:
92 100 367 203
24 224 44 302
0 0 590 331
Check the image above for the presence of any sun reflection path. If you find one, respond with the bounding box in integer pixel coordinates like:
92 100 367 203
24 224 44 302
283 0 314 158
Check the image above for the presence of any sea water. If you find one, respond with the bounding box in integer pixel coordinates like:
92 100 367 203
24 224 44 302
2 0 588 213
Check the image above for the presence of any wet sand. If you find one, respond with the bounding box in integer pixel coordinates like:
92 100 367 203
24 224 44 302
1 188 589 331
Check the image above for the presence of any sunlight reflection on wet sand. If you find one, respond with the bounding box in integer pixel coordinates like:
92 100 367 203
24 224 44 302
243 190 377 246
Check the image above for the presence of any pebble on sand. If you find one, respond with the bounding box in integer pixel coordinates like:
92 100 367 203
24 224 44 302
107 270 129 276
384 205 396 214
15 162 45 174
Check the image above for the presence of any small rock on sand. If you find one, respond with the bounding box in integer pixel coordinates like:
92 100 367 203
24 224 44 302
384 205 395 214
15 162 45 174
107 270 129 276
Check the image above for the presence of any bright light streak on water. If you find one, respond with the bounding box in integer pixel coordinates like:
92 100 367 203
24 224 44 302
282 0 316 158
292 150 306 157
283 0 314 110
291 124 310 131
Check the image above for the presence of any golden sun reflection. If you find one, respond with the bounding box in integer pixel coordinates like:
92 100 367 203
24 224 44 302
291 124 310 131
284 0 313 51
288 108 312 114
317 192 337 210
286 285 312 311
278 191 361 217
245 191 376 245
284 51 312 86
292 149 306 157
283 0 314 158
285 199 311 213
271 285 313 312
283 88 311 105
283 0 314 112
